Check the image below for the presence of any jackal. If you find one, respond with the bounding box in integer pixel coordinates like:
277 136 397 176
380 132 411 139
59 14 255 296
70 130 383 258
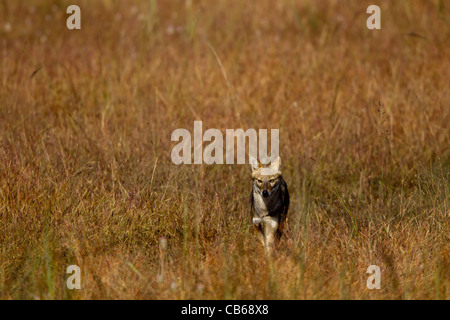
250 156 289 254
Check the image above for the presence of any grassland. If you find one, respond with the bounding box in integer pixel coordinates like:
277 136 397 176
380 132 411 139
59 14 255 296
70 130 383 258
0 0 448 299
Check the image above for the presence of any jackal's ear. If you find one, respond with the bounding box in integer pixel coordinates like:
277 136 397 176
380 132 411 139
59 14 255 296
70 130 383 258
249 156 262 171
269 156 281 172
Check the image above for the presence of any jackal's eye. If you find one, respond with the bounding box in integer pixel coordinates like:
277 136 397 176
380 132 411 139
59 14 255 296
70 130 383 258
269 179 275 183
257 179 263 184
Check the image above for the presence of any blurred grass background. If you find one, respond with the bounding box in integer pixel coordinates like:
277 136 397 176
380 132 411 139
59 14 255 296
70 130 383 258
0 0 448 299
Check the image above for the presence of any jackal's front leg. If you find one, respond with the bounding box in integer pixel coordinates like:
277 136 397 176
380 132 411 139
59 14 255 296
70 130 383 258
262 216 279 255
252 217 265 249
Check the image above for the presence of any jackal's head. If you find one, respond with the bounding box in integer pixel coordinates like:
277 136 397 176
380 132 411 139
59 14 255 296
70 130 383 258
250 156 282 198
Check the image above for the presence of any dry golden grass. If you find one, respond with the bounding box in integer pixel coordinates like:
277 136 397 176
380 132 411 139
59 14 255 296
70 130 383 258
0 0 449 299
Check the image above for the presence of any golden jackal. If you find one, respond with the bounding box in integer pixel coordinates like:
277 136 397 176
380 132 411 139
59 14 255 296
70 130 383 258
250 156 289 254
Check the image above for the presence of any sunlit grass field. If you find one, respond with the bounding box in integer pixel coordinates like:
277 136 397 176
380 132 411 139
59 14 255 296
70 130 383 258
0 0 448 299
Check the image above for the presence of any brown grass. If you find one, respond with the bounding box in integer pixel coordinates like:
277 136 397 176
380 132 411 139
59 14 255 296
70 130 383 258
0 0 449 299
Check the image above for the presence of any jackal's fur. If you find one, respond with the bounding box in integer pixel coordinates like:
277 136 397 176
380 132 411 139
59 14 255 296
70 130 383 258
250 156 289 254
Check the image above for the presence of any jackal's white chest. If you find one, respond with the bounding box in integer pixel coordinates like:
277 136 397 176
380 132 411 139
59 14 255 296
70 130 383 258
253 191 269 217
